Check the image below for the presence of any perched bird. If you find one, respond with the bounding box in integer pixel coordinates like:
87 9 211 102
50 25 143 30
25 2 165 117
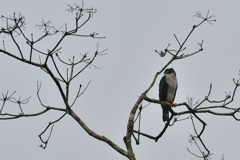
159 68 178 122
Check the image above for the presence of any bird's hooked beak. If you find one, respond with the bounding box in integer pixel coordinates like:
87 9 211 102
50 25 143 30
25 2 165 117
164 69 169 74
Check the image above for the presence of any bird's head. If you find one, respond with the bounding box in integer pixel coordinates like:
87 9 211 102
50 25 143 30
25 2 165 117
164 68 176 76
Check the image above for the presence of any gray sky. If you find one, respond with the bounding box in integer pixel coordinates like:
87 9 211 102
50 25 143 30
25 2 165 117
1 0 240 160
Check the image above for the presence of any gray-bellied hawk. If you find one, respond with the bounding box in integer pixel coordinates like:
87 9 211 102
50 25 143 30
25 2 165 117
159 68 178 122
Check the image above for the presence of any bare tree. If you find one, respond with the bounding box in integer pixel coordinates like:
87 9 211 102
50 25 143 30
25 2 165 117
0 3 239 160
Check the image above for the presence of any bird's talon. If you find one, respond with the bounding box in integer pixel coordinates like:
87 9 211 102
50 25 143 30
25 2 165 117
165 101 171 105
165 101 177 107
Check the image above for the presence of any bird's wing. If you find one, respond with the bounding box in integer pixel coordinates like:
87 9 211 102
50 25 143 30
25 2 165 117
159 75 168 101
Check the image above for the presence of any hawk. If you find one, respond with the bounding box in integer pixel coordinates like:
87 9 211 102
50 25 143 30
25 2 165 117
159 68 178 122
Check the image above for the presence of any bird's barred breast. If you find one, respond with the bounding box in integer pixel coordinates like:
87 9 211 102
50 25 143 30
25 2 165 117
165 73 178 102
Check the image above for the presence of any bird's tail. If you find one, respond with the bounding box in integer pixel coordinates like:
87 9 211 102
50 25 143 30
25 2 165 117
162 104 169 122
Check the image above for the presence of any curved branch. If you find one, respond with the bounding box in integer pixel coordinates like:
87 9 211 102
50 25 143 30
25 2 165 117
10 32 24 59
0 106 66 120
68 108 128 158
39 112 67 149
0 108 49 120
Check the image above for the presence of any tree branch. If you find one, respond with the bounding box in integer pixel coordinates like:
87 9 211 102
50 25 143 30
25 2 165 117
68 108 128 158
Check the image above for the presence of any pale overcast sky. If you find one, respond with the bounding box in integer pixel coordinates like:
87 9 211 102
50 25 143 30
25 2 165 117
1 0 240 160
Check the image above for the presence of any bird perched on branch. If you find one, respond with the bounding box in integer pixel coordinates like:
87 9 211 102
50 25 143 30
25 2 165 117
159 68 178 122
